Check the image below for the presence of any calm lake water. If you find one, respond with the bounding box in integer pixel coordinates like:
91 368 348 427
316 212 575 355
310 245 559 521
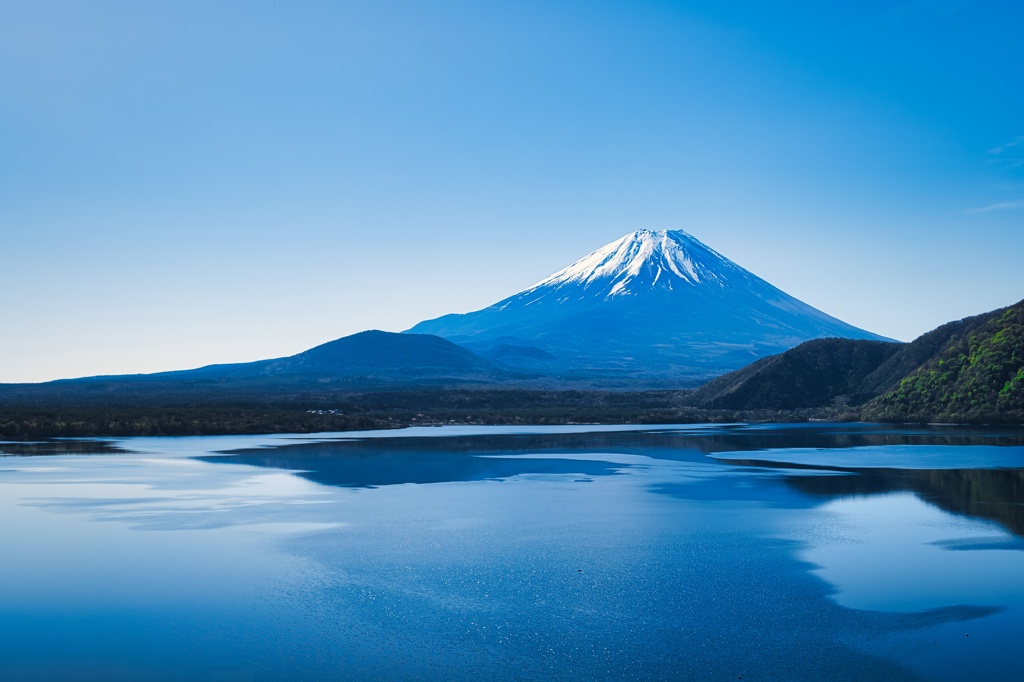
1 423 1023 681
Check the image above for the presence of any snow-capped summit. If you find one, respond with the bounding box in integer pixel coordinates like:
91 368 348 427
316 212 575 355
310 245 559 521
408 229 891 385
527 229 735 298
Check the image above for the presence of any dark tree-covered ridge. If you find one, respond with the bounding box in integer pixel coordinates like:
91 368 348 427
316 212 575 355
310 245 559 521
687 298 1024 424
864 303 1024 423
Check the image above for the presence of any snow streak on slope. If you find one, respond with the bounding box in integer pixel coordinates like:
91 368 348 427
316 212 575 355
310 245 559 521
527 229 731 297
407 229 891 384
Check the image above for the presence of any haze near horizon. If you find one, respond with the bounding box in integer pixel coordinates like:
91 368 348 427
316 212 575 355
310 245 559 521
2 1 1022 383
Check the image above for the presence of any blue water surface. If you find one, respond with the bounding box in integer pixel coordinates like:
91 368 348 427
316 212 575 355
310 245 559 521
0 423 1022 681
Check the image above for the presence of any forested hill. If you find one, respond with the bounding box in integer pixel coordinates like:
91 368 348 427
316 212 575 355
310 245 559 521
863 301 1024 423
681 339 902 410
686 299 1024 423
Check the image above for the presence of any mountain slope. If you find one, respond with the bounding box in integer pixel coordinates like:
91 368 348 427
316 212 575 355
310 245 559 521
855 309 1001 399
684 339 902 410
409 229 889 384
43 331 501 388
259 331 495 378
863 301 1024 423
686 299 1024 423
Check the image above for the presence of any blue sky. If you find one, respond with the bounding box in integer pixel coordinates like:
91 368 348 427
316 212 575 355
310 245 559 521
2 0 1022 382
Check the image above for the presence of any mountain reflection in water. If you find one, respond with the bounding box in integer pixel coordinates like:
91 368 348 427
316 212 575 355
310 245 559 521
776 466 1024 538
2 423 1023 682
208 423 1024 538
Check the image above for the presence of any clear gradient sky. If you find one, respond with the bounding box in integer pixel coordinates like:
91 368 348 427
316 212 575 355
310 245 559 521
2 1 1023 382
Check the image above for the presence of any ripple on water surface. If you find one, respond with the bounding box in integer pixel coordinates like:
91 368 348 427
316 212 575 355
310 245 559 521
0 423 1020 681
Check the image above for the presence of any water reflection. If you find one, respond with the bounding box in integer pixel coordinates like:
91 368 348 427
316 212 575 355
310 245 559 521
795 492 1024 612
206 442 624 488
1 424 1023 681
0 439 120 456
784 467 1024 537
209 425 1024 539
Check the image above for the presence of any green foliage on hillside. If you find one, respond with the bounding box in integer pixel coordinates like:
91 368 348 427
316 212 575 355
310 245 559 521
3 303 1022 436
683 299 1024 424
856 309 997 397
864 303 1024 423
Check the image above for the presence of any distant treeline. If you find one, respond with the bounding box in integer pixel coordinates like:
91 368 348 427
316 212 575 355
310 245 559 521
4 299 1021 438
0 388 841 439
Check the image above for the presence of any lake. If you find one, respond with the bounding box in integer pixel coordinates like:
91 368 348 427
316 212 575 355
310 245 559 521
1 423 1022 681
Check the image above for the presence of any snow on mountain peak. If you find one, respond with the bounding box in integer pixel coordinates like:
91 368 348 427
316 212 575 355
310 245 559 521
407 227 891 380
527 229 736 298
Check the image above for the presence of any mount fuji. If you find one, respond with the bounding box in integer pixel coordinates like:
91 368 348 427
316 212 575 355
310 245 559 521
407 229 891 384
